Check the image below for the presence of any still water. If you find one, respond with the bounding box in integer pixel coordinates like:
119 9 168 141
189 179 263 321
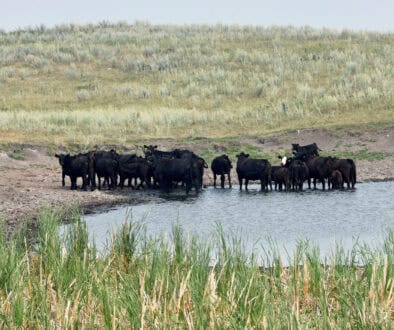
72 182 393 259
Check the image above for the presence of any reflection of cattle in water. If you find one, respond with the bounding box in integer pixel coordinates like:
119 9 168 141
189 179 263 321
211 155 232 188
236 152 271 191
55 153 91 190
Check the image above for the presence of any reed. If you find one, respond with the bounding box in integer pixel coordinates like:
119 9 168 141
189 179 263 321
0 208 392 327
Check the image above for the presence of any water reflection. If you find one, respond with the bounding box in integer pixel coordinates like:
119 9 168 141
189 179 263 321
62 182 394 259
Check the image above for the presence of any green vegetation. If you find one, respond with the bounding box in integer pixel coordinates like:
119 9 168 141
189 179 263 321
323 149 394 161
0 23 393 147
0 208 393 327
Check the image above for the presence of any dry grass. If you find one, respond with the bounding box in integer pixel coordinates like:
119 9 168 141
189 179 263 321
0 23 393 147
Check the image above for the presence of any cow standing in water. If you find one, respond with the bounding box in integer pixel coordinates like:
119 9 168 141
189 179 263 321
280 156 309 191
331 158 357 189
329 170 343 189
236 152 271 191
211 154 232 188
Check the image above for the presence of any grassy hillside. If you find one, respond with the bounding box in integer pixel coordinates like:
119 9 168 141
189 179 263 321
0 22 393 147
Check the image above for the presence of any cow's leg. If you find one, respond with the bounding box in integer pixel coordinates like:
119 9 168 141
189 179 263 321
220 175 225 189
228 173 232 188
308 178 311 189
321 178 325 191
213 173 217 188
110 174 116 190
62 170 66 187
70 176 77 190
238 176 243 191
81 175 87 191
313 178 317 190
98 176 102 190
185 181 191 194
245 179 249 191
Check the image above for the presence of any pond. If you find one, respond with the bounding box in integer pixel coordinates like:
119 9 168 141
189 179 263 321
65 182 394 260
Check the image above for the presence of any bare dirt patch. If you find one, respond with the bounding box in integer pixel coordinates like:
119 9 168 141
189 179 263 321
1 127 393 228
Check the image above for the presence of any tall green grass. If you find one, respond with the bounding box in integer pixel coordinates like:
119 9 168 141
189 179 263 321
0 208 393 327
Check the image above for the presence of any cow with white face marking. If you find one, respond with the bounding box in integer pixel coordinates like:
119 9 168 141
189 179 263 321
280 155 309 191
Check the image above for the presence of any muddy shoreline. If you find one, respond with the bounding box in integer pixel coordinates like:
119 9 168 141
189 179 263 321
1 127 393 230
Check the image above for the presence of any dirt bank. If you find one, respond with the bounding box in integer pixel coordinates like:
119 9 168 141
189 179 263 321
1 127 393 228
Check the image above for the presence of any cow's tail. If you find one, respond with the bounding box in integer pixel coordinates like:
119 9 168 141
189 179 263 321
347 159 356 188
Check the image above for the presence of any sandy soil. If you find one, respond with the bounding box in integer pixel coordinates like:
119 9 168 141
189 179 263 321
1 127 393 228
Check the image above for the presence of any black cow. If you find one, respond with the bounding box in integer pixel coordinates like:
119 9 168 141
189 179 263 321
331 158 356 189
289 159 309 191
271 165 290 191
153 156 194 193
279 156 309 191
211 154 232 188
91 151 118 190
236 152 271 191
292 143 320 156
143 145 175 159
177 152 208 191
299 154 334 191
55 153 91 190
118 158 152 189
329 170 343 190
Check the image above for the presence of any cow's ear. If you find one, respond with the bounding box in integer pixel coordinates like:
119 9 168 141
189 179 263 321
245 153 249 157
55 154 60 158
154 145 158 149
143 145 148 148
277 155 282 159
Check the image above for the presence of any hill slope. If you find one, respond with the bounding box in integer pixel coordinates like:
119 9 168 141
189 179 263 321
0 23 393 146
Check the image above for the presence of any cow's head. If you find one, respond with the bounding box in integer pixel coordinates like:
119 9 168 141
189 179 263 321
291 143 299 151
236 152 249 159
55 153 69 167
222 154 232 168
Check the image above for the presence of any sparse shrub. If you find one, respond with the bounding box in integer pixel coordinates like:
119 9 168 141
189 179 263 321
234 49 250 64
138 87 150 98
65 65 80 80
76 89 90 102
113 84 133 96
25 54 48 68
53 51 74 64
346 62 357 75
159 85 170 97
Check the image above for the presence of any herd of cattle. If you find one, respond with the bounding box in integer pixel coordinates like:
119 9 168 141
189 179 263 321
55 143 356 194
